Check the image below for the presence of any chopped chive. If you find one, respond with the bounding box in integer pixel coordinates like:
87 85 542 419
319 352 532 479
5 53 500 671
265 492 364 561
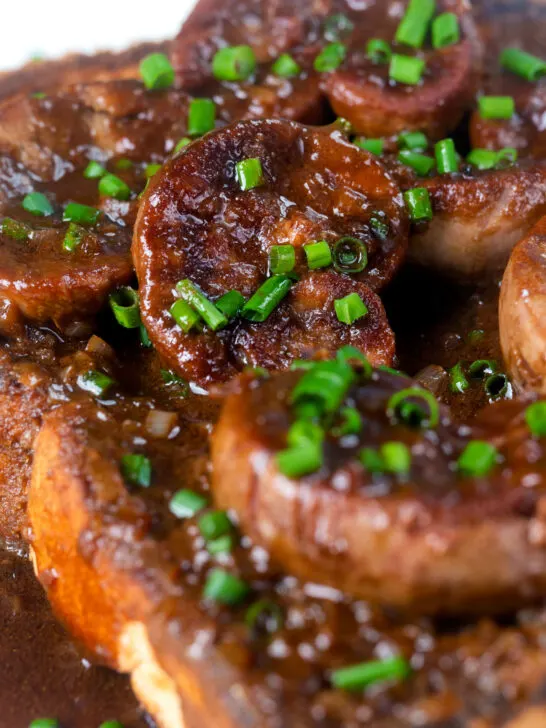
83 160 106 179
466 148 499 170
272 53 301 77
380 441 411 474
22 192 53 217
378 365 406 377
287 420 324 447
478 95 515 120
145 163 162 178
389 54 425 85
63 202 100 226
387 387 439 428
331 656 411 691
398 130 428 151
140 52 175 90
324 13 354 41
304 240 332 270
367 38 392 64
468 359 496 378
457 440 499 477
333 237 368 274
468 328 485 343
170 299 201 333
176 279 228 331
404 187 433 222
449 362 469 393
496 147 518 166
140 323 152 348
109 287 140 329
269 245 296 274
359 447 385 474
395 0 436 48
160 369 189 395
169 489 208 518
434 138 458 174
276 442 323 477
241 275 293 322
398 150 435 175
354 137 384 155
212 45 256 82
215 290 245 318
207 534 234 555
245 599 283 633
336 345 372 376
188 98 216 136
500 47 546 82
334 292 368 325
121 454 152 488
77 370 115 397
432 12 460 49
370 214 389 240
174 137 192 153
314 42 347 72
31 91 47 99
99 722 124 728
235 157 263 191
203 568 249 605
526 401 546 437
484 372 509 399
1 217 30 240
115 158 133 170
331 406 362 437
29 720 60 728
199 510 232 541
99 173 131 201
291 360 355 415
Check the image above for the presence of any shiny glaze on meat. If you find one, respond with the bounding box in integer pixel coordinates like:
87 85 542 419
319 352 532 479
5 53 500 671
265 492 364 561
134 118 407 385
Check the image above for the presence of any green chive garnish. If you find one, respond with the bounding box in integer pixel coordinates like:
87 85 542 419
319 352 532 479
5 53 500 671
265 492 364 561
404 187 433 222
457 440 499 477
334 292 368 325
478 95 515 120
304 240 332 270
83 160 106 179
235 157 263 191
212 45 256 81
389 54 425 85
526 401 546 437
120 453 152 487
241 275 293 322
269 245 296 275
188 98 216 136
314 42 346 72
77 370 115 397
170 299 201 333
331 656 411 691
109 287 140 329
140 52 175 90
63 202 100 226
203 568 249 605
272 53 301 77
176 279 228 331
22 192 53 217
500 47 546 82
169 489 208 518
395 0 436 48
98 173 131 201
432 12 460 49
434 138 458 174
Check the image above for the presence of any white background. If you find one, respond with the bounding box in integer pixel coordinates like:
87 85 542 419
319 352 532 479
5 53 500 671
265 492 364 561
0 1 197 71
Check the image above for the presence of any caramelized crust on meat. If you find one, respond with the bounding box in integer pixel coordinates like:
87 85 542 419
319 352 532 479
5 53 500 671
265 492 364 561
134 118 407 386
500 215 546 394
212 368 546 614
408 160 546 277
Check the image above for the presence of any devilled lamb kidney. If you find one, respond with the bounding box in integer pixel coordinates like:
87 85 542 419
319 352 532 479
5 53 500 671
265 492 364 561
134 118 408 386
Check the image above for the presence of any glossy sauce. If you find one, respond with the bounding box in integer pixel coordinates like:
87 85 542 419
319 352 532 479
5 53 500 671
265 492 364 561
2 2 546 727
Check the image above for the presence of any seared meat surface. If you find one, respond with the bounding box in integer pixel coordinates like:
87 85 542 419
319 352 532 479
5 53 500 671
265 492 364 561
212 365 546 615
408 160 546 277
500 215 546 394
134 118 406 385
